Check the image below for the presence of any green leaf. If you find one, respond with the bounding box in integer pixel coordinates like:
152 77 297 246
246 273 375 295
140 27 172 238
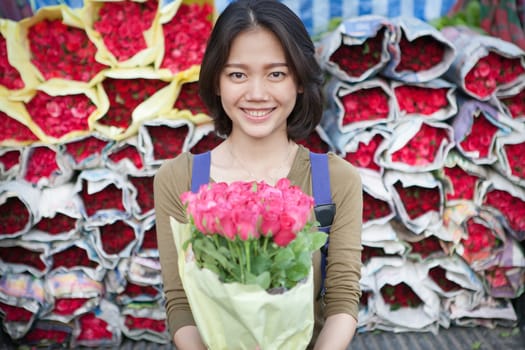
471 341 482 350
274 247 294 266
251 254 271 276
286 263 309 283
310 231 329 251
255 271 271 290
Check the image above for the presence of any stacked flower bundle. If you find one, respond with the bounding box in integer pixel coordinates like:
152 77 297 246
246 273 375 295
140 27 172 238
318 15 525 333
1 1 525 347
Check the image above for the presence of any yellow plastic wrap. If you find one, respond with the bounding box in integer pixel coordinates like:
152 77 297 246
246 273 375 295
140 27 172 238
0 96 39 146
81 0 163 68
170 217 314 350
14 5 106 87
92 67 174 140
1 17 39 94
12 80 108 144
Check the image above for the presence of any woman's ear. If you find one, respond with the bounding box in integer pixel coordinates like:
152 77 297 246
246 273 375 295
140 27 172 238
298 85 304 94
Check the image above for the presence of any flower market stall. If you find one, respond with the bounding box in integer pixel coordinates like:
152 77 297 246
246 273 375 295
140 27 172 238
1 0 525 347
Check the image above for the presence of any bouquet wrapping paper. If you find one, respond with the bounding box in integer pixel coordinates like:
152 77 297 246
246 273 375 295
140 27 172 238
171 218 315 350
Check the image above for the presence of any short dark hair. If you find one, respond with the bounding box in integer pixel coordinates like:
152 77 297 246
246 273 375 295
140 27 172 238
198 0 323 140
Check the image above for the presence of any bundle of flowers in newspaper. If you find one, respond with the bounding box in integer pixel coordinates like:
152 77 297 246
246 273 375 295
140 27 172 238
170 179 328 350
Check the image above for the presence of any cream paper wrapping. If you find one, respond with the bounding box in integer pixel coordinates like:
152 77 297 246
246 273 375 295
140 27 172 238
170 217 314 350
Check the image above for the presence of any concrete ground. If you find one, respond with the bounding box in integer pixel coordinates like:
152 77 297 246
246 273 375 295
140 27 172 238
2 325 524 349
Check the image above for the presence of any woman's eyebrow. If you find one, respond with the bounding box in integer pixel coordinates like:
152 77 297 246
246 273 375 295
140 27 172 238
223 62 288 69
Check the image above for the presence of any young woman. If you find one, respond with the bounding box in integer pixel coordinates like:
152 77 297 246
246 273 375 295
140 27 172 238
154 0 363 348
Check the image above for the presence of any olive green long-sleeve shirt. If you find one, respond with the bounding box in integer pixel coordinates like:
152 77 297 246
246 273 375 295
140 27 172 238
154 145 362 345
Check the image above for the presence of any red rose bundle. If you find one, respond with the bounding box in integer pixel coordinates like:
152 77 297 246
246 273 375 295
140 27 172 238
23 145 72 188
297 128 331 153
382 17 455 82
0 196 31 237
460 216 503 266
409 235 444 259
96 219 137 257
97 77 169 133
442 26 525 100
495 132 525 187
139 119 193 166
337 82 391 127
384 171 444 234
90 0 159 64
159 2 213 74
316 15 393 83
362 192 393 225
393 80 456 121
483 187 525 240
129 174 155 218
380 282 423 311
189 124 224 154
0 33 25 90
344 133 385 172
63 134 110 169
0 150 21 177
0 105 38 147
498 83 525 121
106 141 144 173
77 176 127 219
441 151 487 205
27 18 105 82
173 81 210 117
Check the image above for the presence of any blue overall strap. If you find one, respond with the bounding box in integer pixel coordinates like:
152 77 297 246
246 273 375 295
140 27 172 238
309 152 333 299
191 151 211 193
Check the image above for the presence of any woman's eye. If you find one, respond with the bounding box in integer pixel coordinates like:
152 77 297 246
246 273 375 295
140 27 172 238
269 72 285 79
229 72 245 80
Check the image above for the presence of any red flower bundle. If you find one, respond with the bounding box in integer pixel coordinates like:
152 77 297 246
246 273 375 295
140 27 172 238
394 181 441 220
76 312 113 341
80 180 125 217
0 150 20 172
99 78 168 130
502 141 525 179
108 144 143 170
124 315 166 332
99 220 135 255
53 298 89 315
391 124 449 166
394 85 449 116
362 192 392 223
459 113 499 159
0 35 24 89
344 134 383 171
329 28 386 80
51 245 97 270
28 19 105 82
161 3 213 74
485 266 511 289
64 136 108 164
0 302 33 322
380 282 423 311
461 217 502 264
23 325 70 344
190 129 224 154
129 175 154 215
359 291 372 307
93 0 158 62
174 81 209 115
122 282 159 299
297 130 330 153
361 246 390 264
339 86 390 125
0 110 38 144
25 91 96 139
428 266 461 292
464 51 525 99
395 34 446 73
0 196 30 235
35 213 76 235
24 146 60 185
140 225 158 251
409 236 443 259
0 245 46 271
147 123 189 160
483 189 525 233
500 88 525 119
443 166 478 202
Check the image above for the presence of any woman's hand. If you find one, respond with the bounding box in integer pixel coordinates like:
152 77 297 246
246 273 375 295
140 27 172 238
313 313 357 350
173 325 207 350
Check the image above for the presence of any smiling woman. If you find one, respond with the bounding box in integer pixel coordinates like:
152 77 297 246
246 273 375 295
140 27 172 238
154 1 363 349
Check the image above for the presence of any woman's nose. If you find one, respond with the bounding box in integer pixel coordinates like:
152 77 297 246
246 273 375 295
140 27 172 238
245 78 269 101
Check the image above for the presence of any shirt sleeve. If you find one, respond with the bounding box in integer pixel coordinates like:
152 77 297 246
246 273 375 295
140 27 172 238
323 153 363 320
153 153 195 338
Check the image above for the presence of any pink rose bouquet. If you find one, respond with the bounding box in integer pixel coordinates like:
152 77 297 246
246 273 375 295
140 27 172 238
180 178 327 290
171 178 327 349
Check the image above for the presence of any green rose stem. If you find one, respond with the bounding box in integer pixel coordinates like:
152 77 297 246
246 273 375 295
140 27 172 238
245 240 251 276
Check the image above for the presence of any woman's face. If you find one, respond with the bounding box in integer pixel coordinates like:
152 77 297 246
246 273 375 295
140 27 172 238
218 27 301 140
